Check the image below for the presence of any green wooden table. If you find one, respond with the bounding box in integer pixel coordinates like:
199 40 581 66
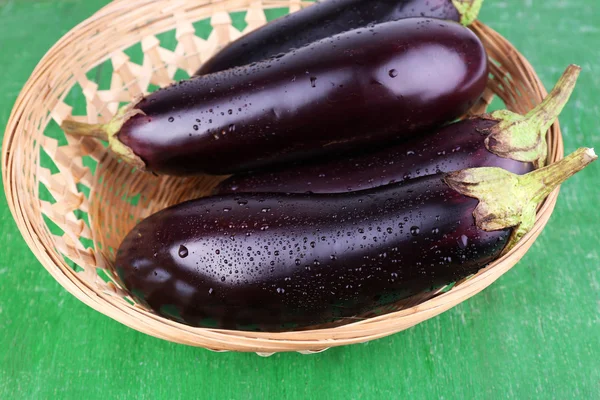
1 0 598 398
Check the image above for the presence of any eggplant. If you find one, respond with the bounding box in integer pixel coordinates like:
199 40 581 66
115 148 596 331
62 18 488 176
216 66 580 194
196 0 484 75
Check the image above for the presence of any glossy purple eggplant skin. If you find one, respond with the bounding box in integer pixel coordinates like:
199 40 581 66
196 0 461 75
116 175 509 331
216 118 535 194
119 18 488 176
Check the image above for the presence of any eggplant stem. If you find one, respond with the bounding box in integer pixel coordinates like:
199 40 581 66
525 64 581 139
61 103 148 171
452 0 484 26
484 64 581 169
444 147 597 255
61 120 109 141
527 148 597 204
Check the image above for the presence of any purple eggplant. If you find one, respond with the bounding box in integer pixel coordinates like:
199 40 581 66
197 0 484 75
115 148 596 331
216 66 580 194
62 18 488 176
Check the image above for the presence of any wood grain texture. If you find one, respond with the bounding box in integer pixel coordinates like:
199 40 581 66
0 0 598 398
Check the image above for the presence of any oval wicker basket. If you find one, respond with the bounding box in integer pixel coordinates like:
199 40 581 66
2 0 563 354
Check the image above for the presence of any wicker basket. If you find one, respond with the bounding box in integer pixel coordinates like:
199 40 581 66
2 0 563 354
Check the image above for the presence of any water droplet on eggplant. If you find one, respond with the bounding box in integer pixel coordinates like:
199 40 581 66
458 234 469 249
178 245 189 258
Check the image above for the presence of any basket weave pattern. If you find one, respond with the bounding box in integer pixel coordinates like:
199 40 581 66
2 0 563 354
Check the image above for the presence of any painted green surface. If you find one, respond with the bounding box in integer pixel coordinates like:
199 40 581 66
0 0 598 398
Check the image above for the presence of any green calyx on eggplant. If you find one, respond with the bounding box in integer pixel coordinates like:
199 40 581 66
196 0 485 75
453 0 485 26
61 18 488 176
216 65 581 195
115 147 595 331
61 104 147 170
446 147 596 255
464 65 578 169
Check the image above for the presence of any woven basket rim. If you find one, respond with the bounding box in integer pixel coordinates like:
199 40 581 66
2 0 564 353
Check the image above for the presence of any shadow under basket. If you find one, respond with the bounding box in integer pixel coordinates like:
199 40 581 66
2 0 563 354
